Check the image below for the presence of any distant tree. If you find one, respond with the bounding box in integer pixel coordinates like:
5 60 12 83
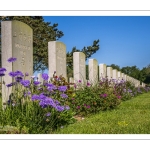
142 65 150 84
108 64 121 71
0 16 64 72
66 40 100 79
121 65 140 79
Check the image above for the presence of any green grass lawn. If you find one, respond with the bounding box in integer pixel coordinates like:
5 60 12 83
53 92 150 134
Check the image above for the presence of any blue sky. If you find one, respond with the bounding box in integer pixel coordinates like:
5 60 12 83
43 16 150 71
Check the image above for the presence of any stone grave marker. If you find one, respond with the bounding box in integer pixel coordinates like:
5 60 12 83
88 59 98 84
118 71 122 80
48 41 67 80
99 64 106 79
107 67 113 80
1 20 33 103
112 69 118 80
73 52 86 83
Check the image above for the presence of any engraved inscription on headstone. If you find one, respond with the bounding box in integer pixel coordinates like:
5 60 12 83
12 21 33 75
48 41 67 79
1 20 33 103
112 69 118 80
99 64 106 79
73 52 86 83
89 59 98 84
107 67 113 80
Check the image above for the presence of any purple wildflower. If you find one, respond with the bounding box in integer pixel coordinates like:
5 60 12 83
79 80 81 83
20 80 30 87
47 83 57 91
87 82 90 86
0 71 5 76
7 57 17 63
54 100 60 105
55 105 64 112
58 86 67 92
15 76 23 82
42 73 49 80
24 91 31 97
100 93 108 98
117 95 121 99
15 71 24 77
39 93 47 101
39 97 55 108
25 72 29 76
65 106 70 110
45 112 51 117
33 81 41 86
8 71 17 77
86 105 90 109
60 93 68 98
6 82 16 87
0 68 7 72
31 94 40 101
77 106 80 109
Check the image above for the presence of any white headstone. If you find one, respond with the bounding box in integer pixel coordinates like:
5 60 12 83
118 71 122 80
124 74 127 81
73 52 86 83
48 41 67 79
122 73 125 80
88 59 98 84
107 67 113 80
112 69 118 80
1 20 33 103
99 64 106 79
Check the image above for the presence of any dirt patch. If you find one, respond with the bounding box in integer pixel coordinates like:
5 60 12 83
74 115 85 121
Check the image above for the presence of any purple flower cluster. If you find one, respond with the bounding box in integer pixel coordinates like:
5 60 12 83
6 82 16 87
7 57 17 63
24 91 31 97
58 86 67 92
15 76 23 82
45 112 51 117
31 93 68 112
33 81 41 86
60 93 68 98
20 80 30 87
42 73 49 80
100 93 108 98
0 71 5 77
9 70 24 78
0 68 7 72
0 67 7 77
47 83 57 91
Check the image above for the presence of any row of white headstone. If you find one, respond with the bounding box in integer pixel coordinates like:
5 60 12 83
1 20 146 104
41 41 145 87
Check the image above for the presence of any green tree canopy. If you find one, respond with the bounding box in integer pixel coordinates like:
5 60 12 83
0 16 100 77
108 64 121 71
66 40 100 78
0 16 64 72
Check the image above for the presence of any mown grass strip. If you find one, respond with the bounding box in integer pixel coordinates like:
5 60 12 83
54 92 150 134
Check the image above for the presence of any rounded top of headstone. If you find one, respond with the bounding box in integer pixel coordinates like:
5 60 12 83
1 20 33 31
48 40 66 45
